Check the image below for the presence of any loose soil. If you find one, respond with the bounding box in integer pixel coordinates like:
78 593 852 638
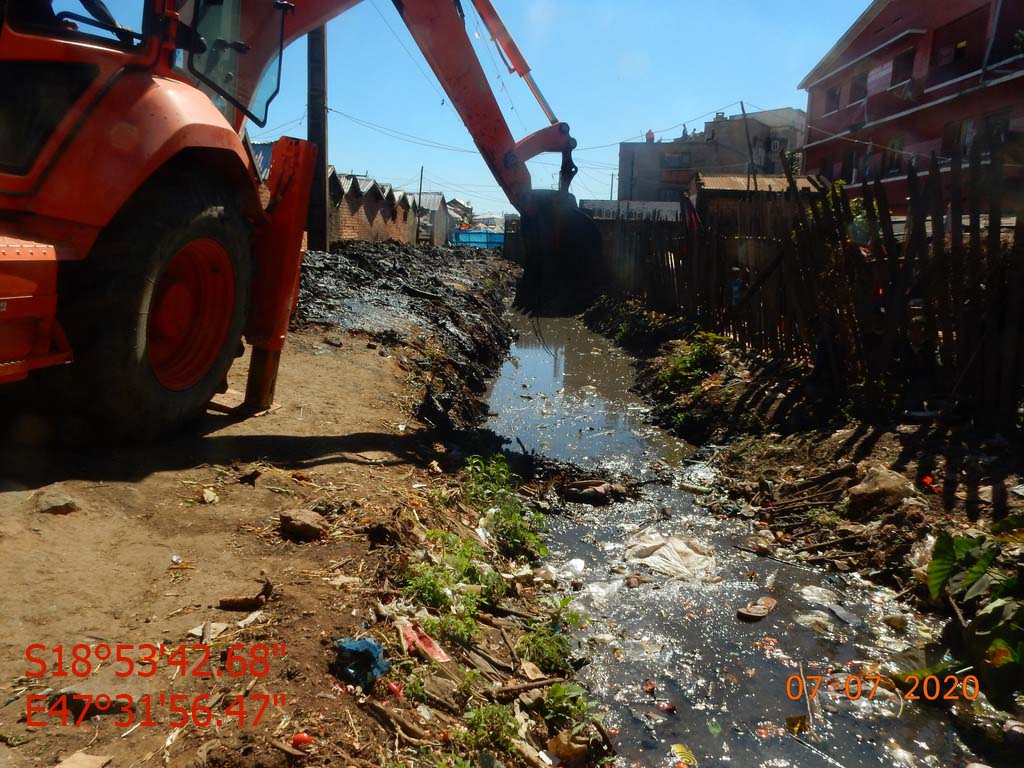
0 245 572 768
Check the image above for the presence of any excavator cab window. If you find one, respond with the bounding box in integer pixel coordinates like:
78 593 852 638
7 1 144 47
182 0 287 128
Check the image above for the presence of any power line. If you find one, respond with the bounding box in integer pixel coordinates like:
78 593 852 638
250 111 306 140
326 106 477 154
368 0 449 107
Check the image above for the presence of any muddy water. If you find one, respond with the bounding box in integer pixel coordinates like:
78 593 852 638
487 314 976 768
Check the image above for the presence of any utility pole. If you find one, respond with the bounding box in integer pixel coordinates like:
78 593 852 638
740 100 758 192
416 165 424 243
306 26 329 251
609 173 614 200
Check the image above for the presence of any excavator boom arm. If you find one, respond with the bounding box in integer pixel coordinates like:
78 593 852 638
277 0 577 211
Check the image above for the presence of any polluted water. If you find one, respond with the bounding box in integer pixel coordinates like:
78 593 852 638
486 313 986 768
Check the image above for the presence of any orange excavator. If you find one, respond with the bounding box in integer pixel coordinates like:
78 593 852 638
0 0 598 437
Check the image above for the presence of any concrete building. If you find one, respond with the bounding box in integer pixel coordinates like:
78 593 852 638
799 0 1024 212
618 107 806 202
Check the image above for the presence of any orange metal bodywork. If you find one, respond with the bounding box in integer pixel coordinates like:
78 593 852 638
0 0 583 400
0 236 72 384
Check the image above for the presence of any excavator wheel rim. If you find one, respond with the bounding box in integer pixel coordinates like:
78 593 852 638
147 237 235 391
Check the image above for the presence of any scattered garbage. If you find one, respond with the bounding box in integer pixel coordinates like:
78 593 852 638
397 619 450 663
290 732 314 749
846 464 917 514
737 596 777 621
624 531 717 581
799 585 839 606
330 638 390 691
827 604 862 627
794 611 834 634
562 479 627 506
670 742 698 766
547 729 590 767
170 555 182 565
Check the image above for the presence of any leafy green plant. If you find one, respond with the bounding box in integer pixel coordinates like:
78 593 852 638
808 507 840 527
519 624 573 676
422 614 479 648
465 455 547 561
546 596 587 632
654 332 726 396
404 562 455 611
457 703 518 751
927 530 1024 685
404 672 426 702
543 682 594 732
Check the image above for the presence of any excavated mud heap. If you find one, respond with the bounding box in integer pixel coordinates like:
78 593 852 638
295 240 520 428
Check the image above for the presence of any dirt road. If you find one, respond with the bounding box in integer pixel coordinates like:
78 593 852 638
0 246 523 767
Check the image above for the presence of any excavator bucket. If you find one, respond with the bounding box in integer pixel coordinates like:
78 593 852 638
514 190 604 315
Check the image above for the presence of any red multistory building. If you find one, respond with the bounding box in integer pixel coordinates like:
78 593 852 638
800 0 1023 212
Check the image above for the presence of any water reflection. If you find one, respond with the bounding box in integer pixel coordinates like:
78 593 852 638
486 313 978 768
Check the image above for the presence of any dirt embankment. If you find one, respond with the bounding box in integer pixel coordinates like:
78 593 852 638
0 244 611 768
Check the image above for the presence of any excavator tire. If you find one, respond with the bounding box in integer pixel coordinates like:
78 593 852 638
56 175 252 442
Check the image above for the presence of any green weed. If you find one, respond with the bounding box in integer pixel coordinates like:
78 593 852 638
457 703 518 751
654 332 726 396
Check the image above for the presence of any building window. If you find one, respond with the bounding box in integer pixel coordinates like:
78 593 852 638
661 152 691 169
849 72 868 103
842 150 862 183
818 156 833 180
891 49 914 85
983 108 1011 147
825 86 841 113
942 118 976 158
882 139 904 177
929 7 989 84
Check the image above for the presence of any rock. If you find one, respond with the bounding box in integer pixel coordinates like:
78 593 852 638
34 485 79 515
1004 719 1024 747
201 488 219 505
279 509 327 542
881 614 908 631
847 465 918 515
547 729 590 767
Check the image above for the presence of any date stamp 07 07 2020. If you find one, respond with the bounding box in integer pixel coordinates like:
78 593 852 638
786 672 981 702
22 643 287 729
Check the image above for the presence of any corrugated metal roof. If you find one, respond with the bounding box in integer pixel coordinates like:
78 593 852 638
695 174 815 192
251 142 273 181
580 200 681 221
412 192 446 211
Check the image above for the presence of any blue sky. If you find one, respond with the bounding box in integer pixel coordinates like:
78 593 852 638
93 1 863 213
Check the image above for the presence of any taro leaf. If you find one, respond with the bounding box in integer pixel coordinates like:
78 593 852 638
954 536 986 560
987 638 1015 668
992 513 1024 534
994 573 1022 599
950 548 1000 596
964 572 995 602
928 530 956 599
977 597 1012 617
